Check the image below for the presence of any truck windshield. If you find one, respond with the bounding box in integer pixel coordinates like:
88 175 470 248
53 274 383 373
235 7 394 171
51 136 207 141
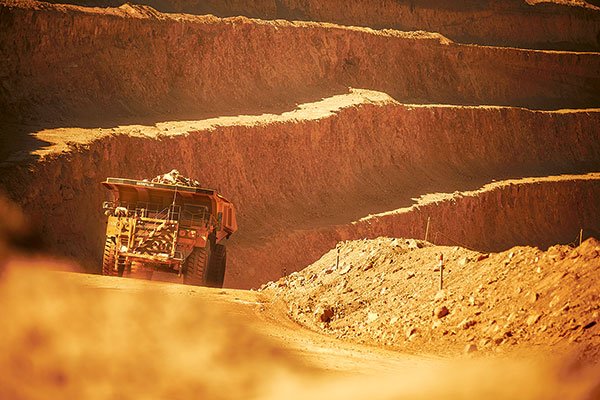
181 204 211 227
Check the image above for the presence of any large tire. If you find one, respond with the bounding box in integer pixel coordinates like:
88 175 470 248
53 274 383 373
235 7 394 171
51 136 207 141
183 244 210 286
102 238 117 276
102 238 127 277
206 244 226 288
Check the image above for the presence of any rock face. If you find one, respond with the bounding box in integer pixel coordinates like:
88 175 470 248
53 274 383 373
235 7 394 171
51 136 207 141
0 87 599 288
1 1 600 125
261 237 600 358
0 1 598 291
42 0 600 51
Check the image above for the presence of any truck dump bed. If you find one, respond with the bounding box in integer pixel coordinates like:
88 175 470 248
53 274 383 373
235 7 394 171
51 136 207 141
102 177 237 240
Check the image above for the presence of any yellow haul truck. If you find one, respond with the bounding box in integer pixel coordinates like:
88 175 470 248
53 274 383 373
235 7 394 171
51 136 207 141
101 177 237 288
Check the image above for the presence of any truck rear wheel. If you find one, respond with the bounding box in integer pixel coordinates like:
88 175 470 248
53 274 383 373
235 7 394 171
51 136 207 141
206 244 226 288
183 245 210 286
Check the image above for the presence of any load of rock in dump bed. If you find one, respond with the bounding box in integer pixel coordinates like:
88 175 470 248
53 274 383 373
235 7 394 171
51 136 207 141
145 170 201 187
261 237 600 358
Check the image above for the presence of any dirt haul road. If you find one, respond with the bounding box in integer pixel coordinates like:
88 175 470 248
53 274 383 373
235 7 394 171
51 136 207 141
1 261 599 400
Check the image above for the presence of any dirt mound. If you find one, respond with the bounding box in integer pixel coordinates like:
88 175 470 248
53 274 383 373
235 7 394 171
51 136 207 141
40 0 600 50
261 237 600 358
234 174 600 288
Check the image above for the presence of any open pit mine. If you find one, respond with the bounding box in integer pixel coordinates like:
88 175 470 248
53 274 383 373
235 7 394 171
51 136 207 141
0 1 599 399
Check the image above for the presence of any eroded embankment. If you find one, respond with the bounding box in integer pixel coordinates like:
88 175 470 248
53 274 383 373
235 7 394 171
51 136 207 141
0 91 598 288
1 1 600 126
243 175 600 288
41 0 600 51
272 0 600 52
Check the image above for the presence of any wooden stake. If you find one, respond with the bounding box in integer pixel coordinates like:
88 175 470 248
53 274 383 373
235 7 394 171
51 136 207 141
439 254 444 290
579 228 583 246
336 246 340 270
425 217 431 242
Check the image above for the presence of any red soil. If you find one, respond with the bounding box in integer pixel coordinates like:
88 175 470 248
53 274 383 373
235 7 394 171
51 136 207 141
41 0 600 50
261 237 600 358
1 1 600 127
0 91 597 288
0 2 599 399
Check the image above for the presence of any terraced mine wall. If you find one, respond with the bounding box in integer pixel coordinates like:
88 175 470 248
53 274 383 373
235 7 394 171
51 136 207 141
42 0 600 51
237 175 600 287
1 2 599 289
2 2 600 125
275 0 600 52
1 95 598 288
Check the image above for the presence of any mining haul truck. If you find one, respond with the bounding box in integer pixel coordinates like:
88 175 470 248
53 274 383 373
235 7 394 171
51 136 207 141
101 177 237 288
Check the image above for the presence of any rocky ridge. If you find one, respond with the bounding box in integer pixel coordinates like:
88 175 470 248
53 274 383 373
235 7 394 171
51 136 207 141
261 237 600 358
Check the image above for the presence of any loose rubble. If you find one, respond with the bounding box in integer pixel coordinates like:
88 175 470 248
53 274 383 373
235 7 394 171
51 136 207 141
261 237 600 358
146 169 201 187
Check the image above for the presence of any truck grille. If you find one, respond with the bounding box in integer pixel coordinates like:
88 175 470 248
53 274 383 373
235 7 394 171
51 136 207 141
131 219 178 257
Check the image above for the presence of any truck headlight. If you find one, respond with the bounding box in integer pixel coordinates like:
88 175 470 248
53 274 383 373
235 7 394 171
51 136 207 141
178 229 197 238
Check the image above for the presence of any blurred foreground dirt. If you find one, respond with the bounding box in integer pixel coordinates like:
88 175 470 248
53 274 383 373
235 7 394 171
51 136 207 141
0 256 599 400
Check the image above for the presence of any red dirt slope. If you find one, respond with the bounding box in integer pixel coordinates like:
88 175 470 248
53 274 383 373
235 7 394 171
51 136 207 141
0 91 598 288
236 174 600 288
41 0 600 50
1 1 600 126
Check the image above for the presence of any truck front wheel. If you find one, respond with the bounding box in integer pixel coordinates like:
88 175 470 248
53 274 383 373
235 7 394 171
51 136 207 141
102 238 118 276
183 245 210 286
